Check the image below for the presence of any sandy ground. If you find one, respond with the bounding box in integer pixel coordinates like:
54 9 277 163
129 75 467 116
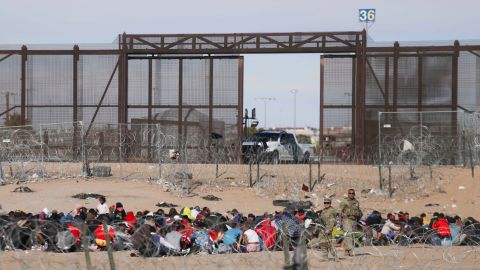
1 164 479 269
1 246 479 270
0 164 478 217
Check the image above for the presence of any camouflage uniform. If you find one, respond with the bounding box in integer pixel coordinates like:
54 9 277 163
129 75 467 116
308 200 337 260
338 197 362 255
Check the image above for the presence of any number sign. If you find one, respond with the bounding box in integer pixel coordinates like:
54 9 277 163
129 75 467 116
359 9 376 22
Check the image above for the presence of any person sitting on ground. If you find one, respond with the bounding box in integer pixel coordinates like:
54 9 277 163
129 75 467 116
114 202 126 220
131 213 157 256
167 208 178 217
247 213 256 224
194 207 211 227
241 222 260 252
380 213 401 243
153 224 181 256
190 223 213 254
431 213 451 246
365 210 382 226
164 222 183 252
449 215 466 246
124 211 138 228
113 222 132 251
255 218 277 250
420 213 430 227
191 206 201 220
96 196 110 221
221 222 242 253
429 212 439 228
295 209 306 222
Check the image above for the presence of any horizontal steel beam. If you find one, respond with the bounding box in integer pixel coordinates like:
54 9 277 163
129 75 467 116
128 104 238 109
0 50 119 55
125 47 360 55
369 45 480 53
128 55 241 60
323 104 454 109
125 31 362 38
122 31 363 54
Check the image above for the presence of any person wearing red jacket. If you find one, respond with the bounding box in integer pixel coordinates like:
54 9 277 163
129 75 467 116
255 219 277 250
432 214 451 237
431 213 451 245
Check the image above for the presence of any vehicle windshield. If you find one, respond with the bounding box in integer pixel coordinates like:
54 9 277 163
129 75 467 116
247 133 280 142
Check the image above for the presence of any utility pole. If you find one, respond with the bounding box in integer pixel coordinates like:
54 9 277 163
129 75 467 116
290 89 299 134
255 97 275 129
5 92 10 120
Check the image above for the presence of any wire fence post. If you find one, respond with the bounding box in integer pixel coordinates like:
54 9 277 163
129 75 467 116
317 149 322 185
80 224 93 270
249 161 253 187
39 124 44 175
282 223 290 265
378 164 383 190
119 125 123 179
388 164 393 198
0 160 4 184
256 159 260 184
102 222 116 270
80 121 88 178
156 124 162 180
308 158 312 191
215 142 219 178
470 142 474 178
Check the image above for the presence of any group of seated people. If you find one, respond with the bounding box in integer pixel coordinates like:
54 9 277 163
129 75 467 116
362 210 477 246
1 197 479 257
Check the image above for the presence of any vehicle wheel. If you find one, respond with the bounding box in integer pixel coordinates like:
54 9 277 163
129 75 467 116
271 151 279 165
303 153 310 164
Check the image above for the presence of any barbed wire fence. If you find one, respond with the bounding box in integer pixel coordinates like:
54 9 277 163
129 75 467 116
1 215 480 270
376 110 479 199
1 113 480 269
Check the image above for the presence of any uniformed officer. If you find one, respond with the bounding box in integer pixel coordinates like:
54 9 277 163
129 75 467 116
338 188 362 257
308 197 337 260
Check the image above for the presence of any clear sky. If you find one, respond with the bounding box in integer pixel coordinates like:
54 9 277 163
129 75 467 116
1 0 479 128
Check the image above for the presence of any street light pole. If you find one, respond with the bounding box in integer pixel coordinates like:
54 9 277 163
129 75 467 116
290 89 299 134
255 97 275 129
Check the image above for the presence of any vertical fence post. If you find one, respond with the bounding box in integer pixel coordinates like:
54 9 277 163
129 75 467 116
317 150 321 185
0 162 4 184
470 143 475 178
249 161 253 187
21 45 27 126
102 222 116 270
388 164 393 198
378 164 383 190
256 159 260 184
215 141 219 178
462 131 467 167
119 125 123 179
156 124 162 180
420 112 423 162
81 122 88 178
73 45 80 161
80 224 93 270
282 223 290 265
39 124 44 175
378 111 382 168
308 158 312 191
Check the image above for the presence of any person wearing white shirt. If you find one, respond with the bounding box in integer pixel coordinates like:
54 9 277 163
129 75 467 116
381 214 401 239
97 196 110 215
242 224 260 252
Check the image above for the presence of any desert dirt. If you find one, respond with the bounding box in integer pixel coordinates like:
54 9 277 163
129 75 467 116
0 163 479 269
